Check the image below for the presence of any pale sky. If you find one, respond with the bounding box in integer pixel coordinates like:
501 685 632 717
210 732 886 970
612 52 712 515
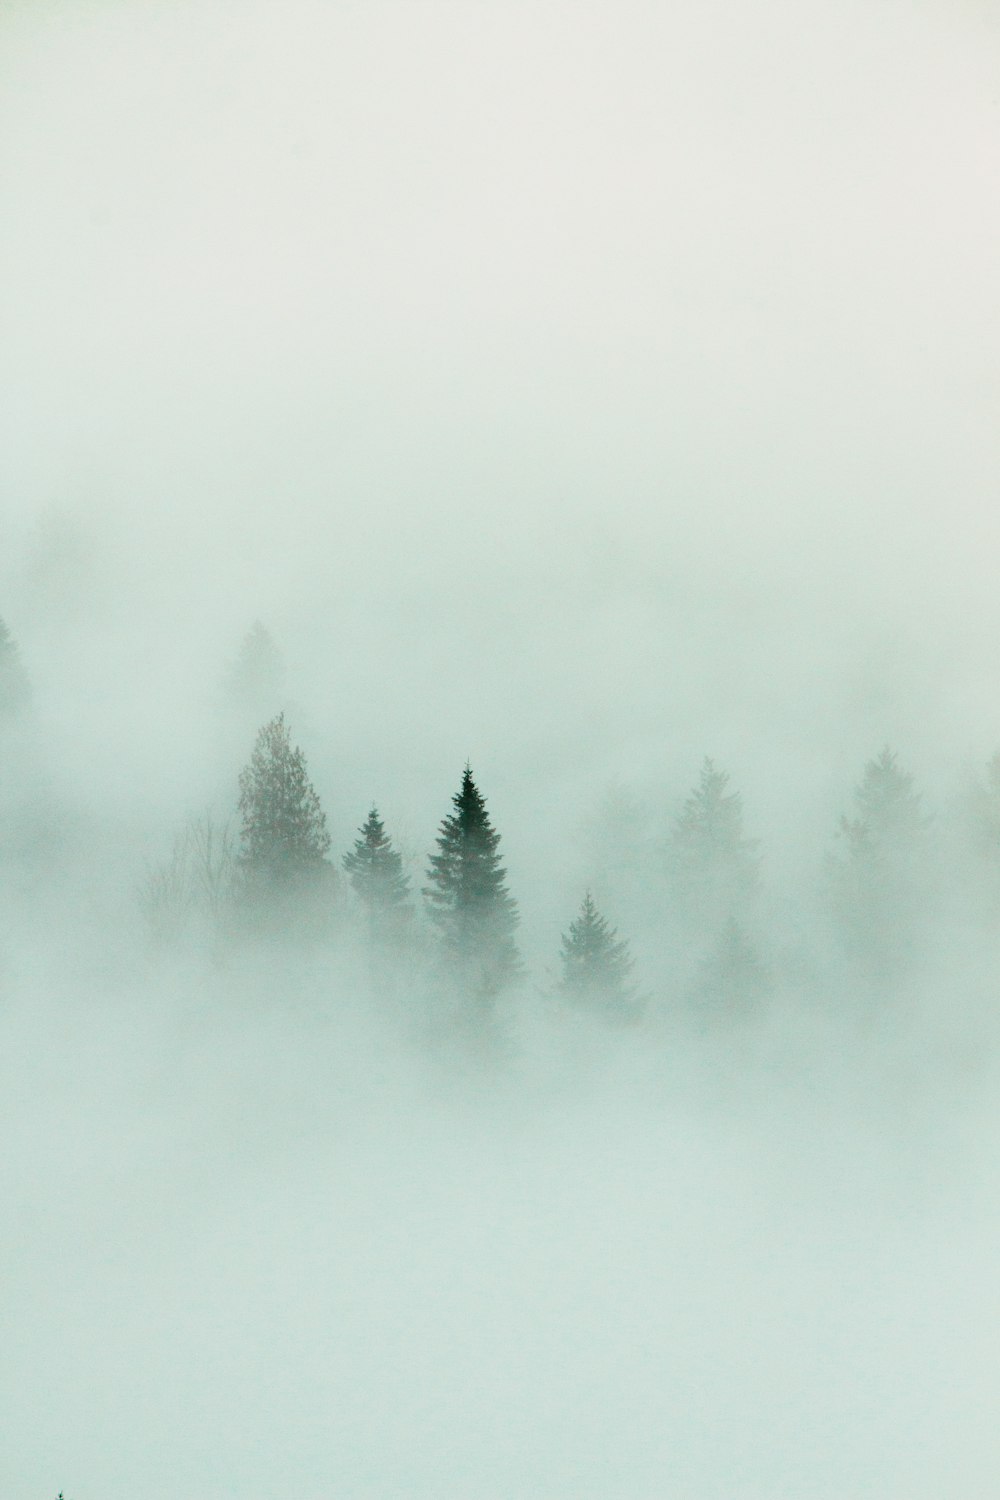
1 0 998 828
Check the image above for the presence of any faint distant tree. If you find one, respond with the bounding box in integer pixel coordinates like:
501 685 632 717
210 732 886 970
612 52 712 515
668 758 760 931
557 890 641 1019
0 617 30 720
139 831 192 945
964 750 1000 853
826 746 931 971
224 620 284 718
237 714 333 916
189 813 237 919
138 813 236 945
578 782 661 930
951 751 1000 922
424 766 522 1005
692 915 769 1019
343 806 412 941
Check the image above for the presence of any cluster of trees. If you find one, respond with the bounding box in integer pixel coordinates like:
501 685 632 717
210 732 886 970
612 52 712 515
149 706 992 1026
136 705 638 1018
228 716 532 1007
6 613 1000 1025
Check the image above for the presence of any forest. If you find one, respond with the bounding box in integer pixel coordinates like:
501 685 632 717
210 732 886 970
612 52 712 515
5 611 1000 1060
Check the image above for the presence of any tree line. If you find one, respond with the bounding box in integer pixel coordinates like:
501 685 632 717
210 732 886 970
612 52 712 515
144 712 1000 1025
5 614 1000 1023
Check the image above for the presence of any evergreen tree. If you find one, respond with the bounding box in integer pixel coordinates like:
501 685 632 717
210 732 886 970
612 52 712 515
692 915 769 1018
423 766 522 1002
668 758 760 930
237 713 332 899
224 620 284 718
0 617 30 720
558 890 640 1018
343 806 411 938
963 751 1000 858
952 750 1000 921
579 784 660 929
827 746 930 971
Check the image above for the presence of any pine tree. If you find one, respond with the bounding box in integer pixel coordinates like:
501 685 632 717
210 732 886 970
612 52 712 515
558 890 640 1017
952 750 1000 922
237 713 332 898
962 751 1000 860
424 766 522 1002
0 617 30 720
343 806 411 938
224 620 284 719
692 915 769 1017
827 746 930 971
669 758 760 930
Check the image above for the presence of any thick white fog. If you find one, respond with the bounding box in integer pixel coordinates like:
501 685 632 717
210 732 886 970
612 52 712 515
2 0 1000 1495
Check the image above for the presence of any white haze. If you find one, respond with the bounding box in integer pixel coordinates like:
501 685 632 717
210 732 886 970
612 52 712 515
1 0 999 1495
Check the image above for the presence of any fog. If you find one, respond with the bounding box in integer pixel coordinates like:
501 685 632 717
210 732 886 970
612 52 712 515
2 0 1000 1495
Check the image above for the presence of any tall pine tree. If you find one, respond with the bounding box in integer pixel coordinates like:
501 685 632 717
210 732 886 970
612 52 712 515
424 767 522 1003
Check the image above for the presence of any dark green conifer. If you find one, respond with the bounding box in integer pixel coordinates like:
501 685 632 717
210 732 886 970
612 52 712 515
424 766 522 1002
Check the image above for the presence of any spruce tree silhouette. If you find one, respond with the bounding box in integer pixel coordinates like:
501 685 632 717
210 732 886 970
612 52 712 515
669 757 760 930
343 806 411 940
424 766 522 1004
558 891 640 1018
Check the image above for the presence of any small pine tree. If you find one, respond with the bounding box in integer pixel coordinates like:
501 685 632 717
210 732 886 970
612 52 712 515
424 766 522 1003
343 806 411 938
669 758 760 930
0 617 30 719
237 714 332 898
558 890 640 1018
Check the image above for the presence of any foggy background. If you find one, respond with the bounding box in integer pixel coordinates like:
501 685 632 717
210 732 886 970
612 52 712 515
2 0 1000 1494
